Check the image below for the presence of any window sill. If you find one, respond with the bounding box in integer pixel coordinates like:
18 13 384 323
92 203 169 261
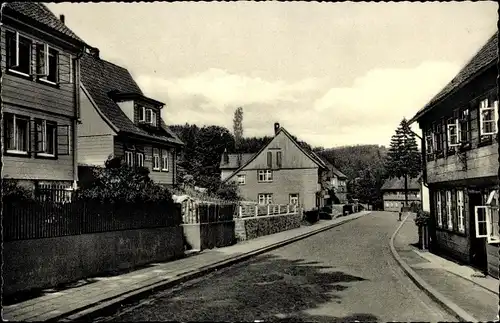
152 168 161 172
161 168 169 172
5 150 30 158
7 69 33 80
478 137 494 148
37 78 60 88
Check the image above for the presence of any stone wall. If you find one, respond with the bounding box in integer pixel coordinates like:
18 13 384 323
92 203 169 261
3 227 184 295
235 213 302 241
183 221 236 251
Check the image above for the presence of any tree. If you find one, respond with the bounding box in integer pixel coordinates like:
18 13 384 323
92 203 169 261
233 107 244 150
385 118 421 208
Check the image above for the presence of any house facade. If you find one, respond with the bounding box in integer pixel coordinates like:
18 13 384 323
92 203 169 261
410 32 498 278
381 177 421 212
78 51 184 186
1 3 87 190
221 123 329 211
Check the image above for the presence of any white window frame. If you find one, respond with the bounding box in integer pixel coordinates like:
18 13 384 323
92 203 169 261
486 190 500 243
446 190 453 229
258 193 273 205
8 31 32 77
5 114 30 155
436 191 442 227
475 206 489 238
153 148 160 170
237 174 246 185
151 110 157 126
36 120 57 157
258 170 273 182
289 194 299 205
447 119 460 147
136 152 144 167
145 109 153 124
139 106 146 122
479 99 498 136
125 151 134 167
457 190 465 233
161 150 169 171
425 133 434 154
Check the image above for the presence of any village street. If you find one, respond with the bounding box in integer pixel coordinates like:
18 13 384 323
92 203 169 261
98 212 455 322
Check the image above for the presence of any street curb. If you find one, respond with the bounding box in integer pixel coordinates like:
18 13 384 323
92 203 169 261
389 214 478 322
55 212 370 322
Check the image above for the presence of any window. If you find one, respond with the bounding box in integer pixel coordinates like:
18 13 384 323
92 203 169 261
425 130 434 155
136 152 144 167
6 31 32 75
276 151 282 168
258 170 273 182
152 148 160 170
459 109 470 144
457 190 465 233
479 98 498 136
267 151 272 168
258 193 273 205
35 119 57 156
36 44 59 84
237 175 246 185
436 191 442 227
447 118 460 148
475 206 489 238
433 122 443 153
151 110 157 127
446 190 453 229
139 106 146 122
125 151 134 167
4 114 29 154
145 109 152 124
289 193 299 205
161 150 169 171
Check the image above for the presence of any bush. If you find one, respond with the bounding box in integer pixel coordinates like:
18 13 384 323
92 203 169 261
76 156 173 204
2 179 34 202
415 209 430 227
304 209 320 224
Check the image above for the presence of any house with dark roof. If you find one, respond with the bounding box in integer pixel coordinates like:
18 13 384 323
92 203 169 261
409 32 498 278
381 177 421 212
315 155 348 204
2 2 87 191
220 122 329 211
78 52 184 186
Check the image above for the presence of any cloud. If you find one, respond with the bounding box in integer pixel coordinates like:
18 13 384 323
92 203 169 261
137 62 461 148
136 69 324 112
313 61 461 126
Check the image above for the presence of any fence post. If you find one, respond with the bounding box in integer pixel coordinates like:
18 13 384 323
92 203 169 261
278 205 281 214
267 205 270 216
239 205 243 218
255 205 258 217
287 205 290 214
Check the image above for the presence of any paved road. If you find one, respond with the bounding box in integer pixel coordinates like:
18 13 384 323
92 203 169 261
99 212 455 322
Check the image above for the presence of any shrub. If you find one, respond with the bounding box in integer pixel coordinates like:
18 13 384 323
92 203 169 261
76 156 173 204
415 209 430 227
304 209 320 224
2 179 34 202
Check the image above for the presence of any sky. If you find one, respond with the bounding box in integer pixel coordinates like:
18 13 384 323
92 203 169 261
48 2 498 148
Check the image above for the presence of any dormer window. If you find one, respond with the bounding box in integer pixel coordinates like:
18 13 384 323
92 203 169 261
141 107 157 127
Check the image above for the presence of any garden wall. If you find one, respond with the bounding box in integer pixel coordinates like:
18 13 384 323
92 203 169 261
235 213 302 241
3 226 184 295
183 221 236 251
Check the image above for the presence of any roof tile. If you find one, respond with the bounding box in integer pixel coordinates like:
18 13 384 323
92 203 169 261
80 53 183 146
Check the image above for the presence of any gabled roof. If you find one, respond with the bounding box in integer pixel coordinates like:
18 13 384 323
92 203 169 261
222 126 327 183
410 31 498 124
315 154 347 179
80 53 183 146
3 2 84 44
220 153 254 170
381 177 421 191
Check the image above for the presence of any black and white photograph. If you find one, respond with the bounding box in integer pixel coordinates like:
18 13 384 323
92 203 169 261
1 1 498 322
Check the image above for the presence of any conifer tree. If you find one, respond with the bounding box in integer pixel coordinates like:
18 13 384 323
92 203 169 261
386 118 422 208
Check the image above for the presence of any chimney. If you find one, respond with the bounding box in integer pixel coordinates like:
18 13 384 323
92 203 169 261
90 47 100 59
274 122 280 135
59 14 65 24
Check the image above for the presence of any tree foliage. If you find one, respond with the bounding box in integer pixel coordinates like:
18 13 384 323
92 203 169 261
385 118 422 206
77 156 173 204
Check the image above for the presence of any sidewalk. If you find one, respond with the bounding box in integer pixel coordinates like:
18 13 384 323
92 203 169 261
2 211 370 322
392 214 498 322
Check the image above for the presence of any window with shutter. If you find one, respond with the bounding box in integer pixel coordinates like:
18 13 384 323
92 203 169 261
446 190 453 229
447 119 460 147
436 191 442 227
152 148 160 170
457 190 465 233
